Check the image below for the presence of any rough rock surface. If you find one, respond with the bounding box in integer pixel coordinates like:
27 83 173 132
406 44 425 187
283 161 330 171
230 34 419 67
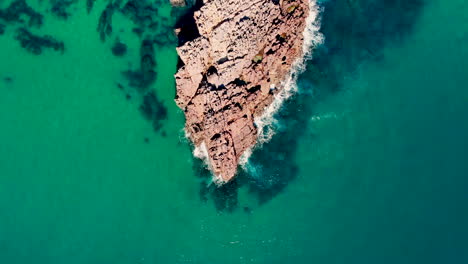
174 0 309 183
170 0 186 7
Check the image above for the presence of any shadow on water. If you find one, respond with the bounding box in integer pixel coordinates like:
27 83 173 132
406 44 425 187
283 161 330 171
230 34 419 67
196 0 427 212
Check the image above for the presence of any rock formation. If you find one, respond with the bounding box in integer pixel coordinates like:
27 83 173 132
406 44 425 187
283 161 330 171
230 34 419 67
174 0 310 183
170 0 187 7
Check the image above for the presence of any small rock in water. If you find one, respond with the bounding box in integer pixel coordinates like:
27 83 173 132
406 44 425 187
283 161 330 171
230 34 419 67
112 41 127 57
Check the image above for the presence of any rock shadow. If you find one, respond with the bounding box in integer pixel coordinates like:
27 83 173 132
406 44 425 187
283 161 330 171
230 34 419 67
195 0 427 212
174 0 203 46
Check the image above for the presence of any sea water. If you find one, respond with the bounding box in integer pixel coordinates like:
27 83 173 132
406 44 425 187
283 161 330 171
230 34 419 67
0 0 467 263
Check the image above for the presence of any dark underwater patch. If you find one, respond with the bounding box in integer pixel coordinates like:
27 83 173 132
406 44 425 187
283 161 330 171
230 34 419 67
195 159 240 213
0 0 179 135
120 0 159 30
118 0 178 47
111 40 127 56
91 0 179 134
0 0 69 55
0 0 43 28
122 38 157 90
3 76 13 83
50 0 78 20
102 0 182 134
15 27 64 55
86 0 97 13
139 90 168 132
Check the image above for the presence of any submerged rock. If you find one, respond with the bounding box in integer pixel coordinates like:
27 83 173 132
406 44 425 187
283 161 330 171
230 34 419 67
174 0 313 183
0 0 43 28
111 40 127 56
97 2 118 42
3 76 13 83
50 0 78 20
120 0 159 30
117 0 177 46
123 38 157 90
15 28 64 55
139 91 168 132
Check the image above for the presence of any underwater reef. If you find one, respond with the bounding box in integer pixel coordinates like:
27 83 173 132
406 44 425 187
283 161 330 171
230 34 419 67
14 27 64 54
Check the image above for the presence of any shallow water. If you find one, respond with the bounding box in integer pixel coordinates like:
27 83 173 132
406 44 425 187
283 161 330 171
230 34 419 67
0 0 467 263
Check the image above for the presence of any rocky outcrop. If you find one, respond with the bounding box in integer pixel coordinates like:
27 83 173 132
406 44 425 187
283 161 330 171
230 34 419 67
170 0 186 7
174 0 310 183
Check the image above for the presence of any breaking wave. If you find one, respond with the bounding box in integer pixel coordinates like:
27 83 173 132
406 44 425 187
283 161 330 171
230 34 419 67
240 0 324 169
193 140 224 185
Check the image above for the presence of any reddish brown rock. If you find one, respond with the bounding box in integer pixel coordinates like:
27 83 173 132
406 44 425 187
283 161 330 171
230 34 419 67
174 0 310 183
170 0 186 7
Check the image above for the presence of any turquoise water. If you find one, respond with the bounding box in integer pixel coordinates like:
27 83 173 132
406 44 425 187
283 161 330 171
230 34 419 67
0 0 467 263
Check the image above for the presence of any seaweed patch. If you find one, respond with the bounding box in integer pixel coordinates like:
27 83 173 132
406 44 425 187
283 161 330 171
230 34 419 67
139 90 168 132
0 0 43 28
0 0 179 136
122 38 157 90
111 39 127 56
15 27 64 55
49 0 79 20
86 0 97 13
97 2 119 42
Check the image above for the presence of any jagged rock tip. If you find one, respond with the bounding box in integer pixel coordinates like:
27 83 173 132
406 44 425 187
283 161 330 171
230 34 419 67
173 0 322 184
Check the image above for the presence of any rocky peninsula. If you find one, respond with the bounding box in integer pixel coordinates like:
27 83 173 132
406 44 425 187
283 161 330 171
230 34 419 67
174 0 313 183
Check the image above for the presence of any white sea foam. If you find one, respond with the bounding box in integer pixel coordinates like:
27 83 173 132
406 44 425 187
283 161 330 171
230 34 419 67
193 141 225 185
240 0 324 169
